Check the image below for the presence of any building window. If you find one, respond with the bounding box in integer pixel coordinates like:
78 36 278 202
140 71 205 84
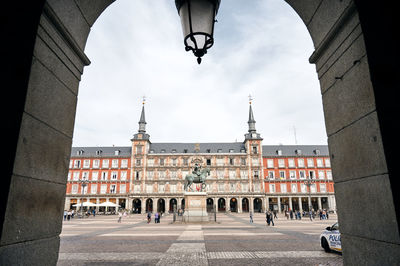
91 184 97 194
115 150 120 156
146 185 153 193
135 171 141 180
278 159 285 168
254 183 260 192
298 158 304 167
252 146 258 154
73 172 80 181
161 149 166 153
267 159 274 168
229 170 236 179
83 160 90 168
68 172 71 180
93 160 100 168
171 171 177 180
277 150 282 156
299 170 306 179
71 184 78 194
310 184 317 193
74 160 81 169
217 158 224 166
92 172 98 181
206 159 211 166
111 171 118 180
80 185 87 195
240 148 246 153
317 158 324 168
159 171 165 180
241 158 246 166
229 158 234 165
242 183 249 192
172 158 177 166
96 150 102 156
183 149 188 153
136 159 141 166
307 158 314 167
112 159 119 168
101 172 108 180
77 150 84 156
309 170 316 179
327 171 333 180
253 170 259 179
136 146 143 154
120 171 127 181
288 159 295 168
269 184 275 193
279 171 285 180
217 170 224 179
230 183 235 192
320 183 326 193
318 170 325 179
110 185 116 194
172 149 176 153
82 172 89 180
159 158 164 166
120 184 126 194
134 185 141 193
147 159 154 167
100 185 107 194
69 160 73 168
207 149 211 153
102 160 109 168
218 184 224 192
183 158 189 166
240 170 248 179
291 184 297 193
325 158 331 167
314 149 320 155
217 149 222 153
289 170 296 179
252 158 259 166
158 184 165 193
280 184 287 193
295 149 302 156
301 184 307 193
268 171 275 179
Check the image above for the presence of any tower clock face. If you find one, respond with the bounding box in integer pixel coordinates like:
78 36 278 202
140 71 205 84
252 133 257 138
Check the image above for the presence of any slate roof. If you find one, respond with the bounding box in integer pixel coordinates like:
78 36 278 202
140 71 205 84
70 144 329 157
70 146 132 157
149 142 246 154
262 145 329 157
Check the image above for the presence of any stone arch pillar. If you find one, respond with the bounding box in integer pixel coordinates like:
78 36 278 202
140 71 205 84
1 1 400 265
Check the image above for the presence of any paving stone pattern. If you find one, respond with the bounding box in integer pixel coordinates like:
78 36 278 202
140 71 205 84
58 213 342 265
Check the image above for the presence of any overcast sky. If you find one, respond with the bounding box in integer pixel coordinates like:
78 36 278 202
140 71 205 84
72 0 327 147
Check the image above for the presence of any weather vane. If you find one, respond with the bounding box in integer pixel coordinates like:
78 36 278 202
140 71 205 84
142 95 146 105
248 94 254 104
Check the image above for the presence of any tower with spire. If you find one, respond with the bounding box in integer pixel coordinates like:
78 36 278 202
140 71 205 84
243 95 264 193
132 97 150 141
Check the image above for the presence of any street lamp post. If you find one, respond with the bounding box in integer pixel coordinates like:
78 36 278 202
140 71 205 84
303 175 315 213
80 179 87 218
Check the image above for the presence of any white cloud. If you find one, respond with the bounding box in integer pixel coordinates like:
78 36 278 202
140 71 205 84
72 0 327 147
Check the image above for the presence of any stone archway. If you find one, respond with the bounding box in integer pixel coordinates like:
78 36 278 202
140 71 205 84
132 198 142 214
1 1 400 264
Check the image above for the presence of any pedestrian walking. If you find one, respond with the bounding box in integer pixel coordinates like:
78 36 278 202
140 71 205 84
269 210 275 226
249 211 253 223
67 210 71 221
154 212 159 223
309 210 313 221
265 210 270 226
63 210 67 221
118 211 122 223
289 210 293 220
92 209 96 217
273 210 277 219
147 211 151 223
71 209 75 218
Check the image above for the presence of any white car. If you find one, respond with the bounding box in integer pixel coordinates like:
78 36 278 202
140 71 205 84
320 222 342 253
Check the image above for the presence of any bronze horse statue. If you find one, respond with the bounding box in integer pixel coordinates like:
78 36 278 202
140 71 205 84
184 167 210 192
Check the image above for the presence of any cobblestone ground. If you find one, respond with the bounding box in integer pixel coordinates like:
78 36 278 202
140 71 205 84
58 213 342 265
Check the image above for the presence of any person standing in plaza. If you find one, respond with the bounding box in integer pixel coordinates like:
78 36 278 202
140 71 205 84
249 211 253 223
265 210 270 226
309 210 313 221
154 212 159 223
269 210 274 226
273 210 277 219
63 210 67 221
118 211 122 223
67 210 71 221
147 211 151 223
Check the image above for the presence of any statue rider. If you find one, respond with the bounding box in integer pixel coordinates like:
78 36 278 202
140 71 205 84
192 163 201 177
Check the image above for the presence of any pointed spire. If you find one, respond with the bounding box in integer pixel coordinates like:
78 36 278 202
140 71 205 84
138 97 146 133
248 95 256 133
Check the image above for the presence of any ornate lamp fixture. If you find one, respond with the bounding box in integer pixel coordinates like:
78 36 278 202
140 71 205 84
175 0 221 64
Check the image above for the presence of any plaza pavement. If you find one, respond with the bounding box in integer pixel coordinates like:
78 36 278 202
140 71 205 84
57 212 342 265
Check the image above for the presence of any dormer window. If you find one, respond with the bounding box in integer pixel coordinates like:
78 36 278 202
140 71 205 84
161 149 166 153
229 149 234 153
277 150 282 156
295 149 302 156
149 149 154 153
114 150 120 156
183 149 188 153
172 149 176 153
314 149 320 155
96 150 102 156
217 149 222 153
77 150 84 155
206 149 211 153
240 148 246 153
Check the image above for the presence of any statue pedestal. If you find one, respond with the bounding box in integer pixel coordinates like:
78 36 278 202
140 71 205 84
183 192 208 223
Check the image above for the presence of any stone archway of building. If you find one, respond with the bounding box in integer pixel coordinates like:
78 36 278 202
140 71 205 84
157 199 165 213
169 198 177 213
218 198 226 212
230 198 238 212
253 198 262 213
206 198 214 212
133 198 142 214
2 1 400 265
242 198 249 212
145 199 153 213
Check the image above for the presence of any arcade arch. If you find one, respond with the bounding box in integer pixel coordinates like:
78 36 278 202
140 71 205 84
1 1 399 265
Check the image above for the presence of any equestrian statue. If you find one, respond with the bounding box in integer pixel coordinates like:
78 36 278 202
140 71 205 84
184 163 210 192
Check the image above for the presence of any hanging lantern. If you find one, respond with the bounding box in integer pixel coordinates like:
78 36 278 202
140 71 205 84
175 0 221 64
